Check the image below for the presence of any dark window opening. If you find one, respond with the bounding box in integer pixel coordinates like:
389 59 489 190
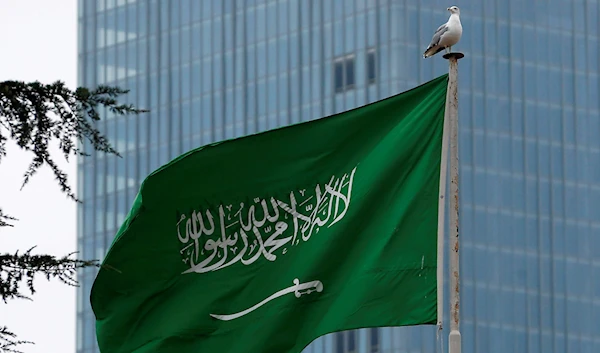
367 48 377 84
334 331 360 353
369 328 380 352
333 54 356 93
345 58 355 87
335 332 345 353
347 330 356 352
334 60 345 93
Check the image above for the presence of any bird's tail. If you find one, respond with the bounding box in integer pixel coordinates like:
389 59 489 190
423 46 435 58
423 45 444 58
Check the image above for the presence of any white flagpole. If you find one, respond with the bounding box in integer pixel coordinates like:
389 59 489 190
443 51 464 353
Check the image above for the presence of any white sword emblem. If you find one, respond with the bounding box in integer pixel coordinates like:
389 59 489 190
210 278 324 321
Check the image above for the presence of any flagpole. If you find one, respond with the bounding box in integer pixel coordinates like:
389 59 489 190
443 51 464 353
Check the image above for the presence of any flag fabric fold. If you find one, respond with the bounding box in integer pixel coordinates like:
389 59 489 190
91 74 448 353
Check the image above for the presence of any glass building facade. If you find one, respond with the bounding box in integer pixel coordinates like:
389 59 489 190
76 1 600 352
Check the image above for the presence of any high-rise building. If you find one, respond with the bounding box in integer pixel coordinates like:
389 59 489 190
76 1 600 352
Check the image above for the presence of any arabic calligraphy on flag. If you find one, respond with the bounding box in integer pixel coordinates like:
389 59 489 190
177 167 357 274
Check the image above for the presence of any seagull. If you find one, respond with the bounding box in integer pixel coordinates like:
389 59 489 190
423 6 463 58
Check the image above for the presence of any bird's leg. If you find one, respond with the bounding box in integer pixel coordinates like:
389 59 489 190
447 46 452 53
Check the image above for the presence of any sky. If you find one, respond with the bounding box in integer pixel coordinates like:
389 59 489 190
0 1 79 352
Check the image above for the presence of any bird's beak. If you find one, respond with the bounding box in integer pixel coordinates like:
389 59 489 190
447 7 451 11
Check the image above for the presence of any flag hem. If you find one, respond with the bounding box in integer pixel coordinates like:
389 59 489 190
436 76 450 331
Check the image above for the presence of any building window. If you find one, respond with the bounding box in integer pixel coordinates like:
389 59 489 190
335 331 357 353
336 332 345 353
367 48 376 84
369 328 379 352
333 54 356 93
347 330 356 352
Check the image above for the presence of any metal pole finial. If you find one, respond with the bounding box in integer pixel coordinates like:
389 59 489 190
442 52 465 60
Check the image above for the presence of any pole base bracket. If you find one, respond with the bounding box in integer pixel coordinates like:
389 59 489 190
449 330 462 353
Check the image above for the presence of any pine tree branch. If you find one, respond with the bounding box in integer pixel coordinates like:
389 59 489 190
0 80 148 204
0 248 98 352
0 210 16 228
0 327 32 353
0 247 99 303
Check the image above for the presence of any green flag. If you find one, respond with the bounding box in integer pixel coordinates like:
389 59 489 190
91 74 448 353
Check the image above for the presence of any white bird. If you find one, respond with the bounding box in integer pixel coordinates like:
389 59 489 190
423 6 463 58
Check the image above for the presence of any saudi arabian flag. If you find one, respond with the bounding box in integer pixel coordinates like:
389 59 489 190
91 74 448 353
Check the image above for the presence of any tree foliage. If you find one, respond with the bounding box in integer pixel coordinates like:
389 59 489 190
1 247 98 303
0 80 144 202
0 80 146 352
0 326 32 353
0 209 15 228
